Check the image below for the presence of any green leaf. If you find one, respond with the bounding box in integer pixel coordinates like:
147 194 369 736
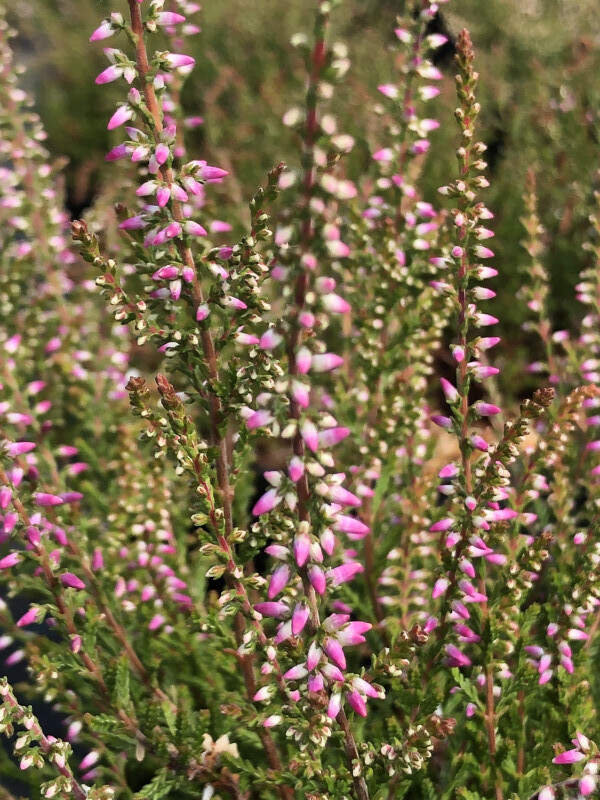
115 656 130 708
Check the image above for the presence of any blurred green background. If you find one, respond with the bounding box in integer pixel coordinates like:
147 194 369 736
9 0 600 394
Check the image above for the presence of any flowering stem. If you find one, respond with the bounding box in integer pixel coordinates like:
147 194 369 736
0 684 88 800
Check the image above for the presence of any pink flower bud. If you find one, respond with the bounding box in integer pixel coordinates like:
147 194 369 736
318 427 350 448
552 749 585 764
283 663 308 681
61 573 85 590
34 493 64 507
268 565 290 599
323 638 346 669
17 607 40 628
308 565 326 595
95 65 122 84
347 690 367 717
334 516 370 539
165 52 196 69
184 221 207 237
252 488 281 516
296 347 312 374
90 21 114 42
292 604 309 635
293 533 311 568
311 353 344 373
328 562 364 586
440 377 459 403
0 553 20 570
288 457 305 483
107 105 133 130
254 602 288 619
432 577 449 598
301 421 319 453
156 11 186 25
327 691 343 718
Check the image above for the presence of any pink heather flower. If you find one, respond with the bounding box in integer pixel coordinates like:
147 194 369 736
301 421 319 453
292 604 309 635
79 751 100 771
347 690 367 717
246 410 273 430
440 377 459 404
210 220 232 233
320 529 335 555
283 664 308 681
164 52 195 69
61 573 86 590
321 293 351 314
334 516 369 540
108 105 134 130
199 164 229 182
156 12 186 26
149 614 165 631
296 347 312 374
293 533 311 568
156 187 171 207
6 441 36 457
473 401 501 416
475 313 499 327
372 147 393 162
90 21 114 42
95 65 122 84
445 643 472 667
34 493 64 507
254 602 288 619
430 518 453 533
567 628 589 641
538 669 553 685
311 353 344 373
552 749 585 764
252 488 281 516
470 435 489 452
432 577 450 599
337 622 371 646
259 329 282 350
288 457 305 482
439 463 458 479
327 692 343 719
17 607 40 628
291 381 310 408
308 565 326 595
323 638 346 669
328 486 361 507
153 265 179 280
328 562 364 586
253 686 271 702
377 83 398 99
262 715 282 728
119 215 146 230
474 245 494 259
0 486 11 509
223 296 247 310
0 553 20 570
268 564 290 599
184 221 208 237
579 775 596 796
319 427 350 447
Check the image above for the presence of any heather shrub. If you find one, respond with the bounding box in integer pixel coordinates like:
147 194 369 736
1 1 600 799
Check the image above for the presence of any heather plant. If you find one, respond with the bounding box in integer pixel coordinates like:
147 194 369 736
1 1 600 799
